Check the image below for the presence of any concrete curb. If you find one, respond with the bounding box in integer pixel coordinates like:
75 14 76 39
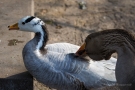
0 0 34 89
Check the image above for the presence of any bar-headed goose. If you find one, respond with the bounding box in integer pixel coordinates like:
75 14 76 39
8 16 116 90
76 29 135 90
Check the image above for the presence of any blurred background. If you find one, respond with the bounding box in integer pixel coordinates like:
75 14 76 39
35 0 135 45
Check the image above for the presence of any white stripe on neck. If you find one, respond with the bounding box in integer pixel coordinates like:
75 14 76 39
36 30 44 50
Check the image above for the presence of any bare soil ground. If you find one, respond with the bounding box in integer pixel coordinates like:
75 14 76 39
34 0 135 90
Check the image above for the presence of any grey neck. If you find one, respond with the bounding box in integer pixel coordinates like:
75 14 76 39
115 45 135 90
103 32 135 89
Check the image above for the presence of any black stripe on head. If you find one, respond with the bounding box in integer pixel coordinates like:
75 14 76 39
25 16 35 23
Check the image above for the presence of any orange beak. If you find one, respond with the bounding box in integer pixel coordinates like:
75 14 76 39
8 23 19 30
75 43 86 56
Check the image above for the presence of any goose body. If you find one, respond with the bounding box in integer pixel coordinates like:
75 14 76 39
8 16 116 90
46 43 116 82
46 43 80 53
76 29 135 90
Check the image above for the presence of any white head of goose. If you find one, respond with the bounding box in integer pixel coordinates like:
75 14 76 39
8 16 117 90
76 29 135 90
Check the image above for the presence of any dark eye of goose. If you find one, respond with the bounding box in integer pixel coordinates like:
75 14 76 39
22 22 25 25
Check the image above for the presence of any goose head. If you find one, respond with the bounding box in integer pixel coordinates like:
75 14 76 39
75 30 121 60
8 16 45 32
76 34 110 60
8 16 48 51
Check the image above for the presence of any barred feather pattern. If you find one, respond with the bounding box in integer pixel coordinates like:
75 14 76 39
85 29 135 90
23 39 116 90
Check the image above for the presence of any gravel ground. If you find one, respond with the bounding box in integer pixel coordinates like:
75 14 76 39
34 0 135 90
